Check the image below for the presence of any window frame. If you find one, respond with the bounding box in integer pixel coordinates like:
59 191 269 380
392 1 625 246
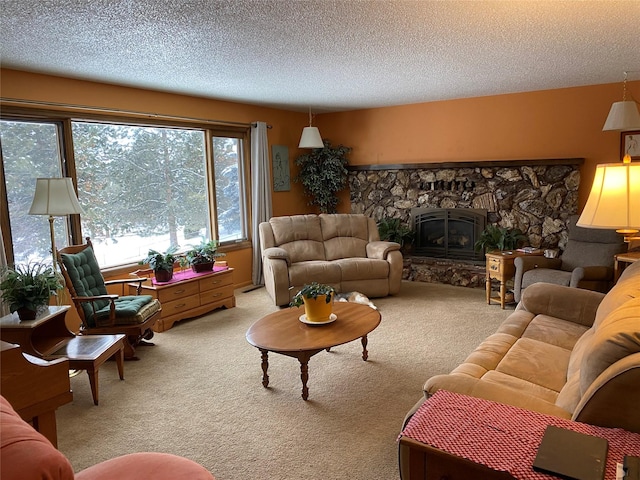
0 105 252 271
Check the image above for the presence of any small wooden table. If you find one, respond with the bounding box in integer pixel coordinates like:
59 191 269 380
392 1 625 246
485 250 544 309
246 302 381 400
614 250 640 283
0 306 124 405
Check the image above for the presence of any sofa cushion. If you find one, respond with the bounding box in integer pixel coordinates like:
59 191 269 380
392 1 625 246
521 314 589 350
580 296 640 395
334 258 389 281
288 261 342 288
269 215 326 263
480 370 559 404
0 396 74 480
495 338 571 392
320 214 369 260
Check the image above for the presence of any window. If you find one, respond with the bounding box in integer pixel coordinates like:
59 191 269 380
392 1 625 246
0 119 67 265
1 111 250 269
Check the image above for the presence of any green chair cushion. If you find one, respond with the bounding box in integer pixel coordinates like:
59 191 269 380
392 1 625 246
93 295 154 327
60 247 110 323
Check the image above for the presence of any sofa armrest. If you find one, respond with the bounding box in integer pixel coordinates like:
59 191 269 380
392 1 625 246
366 241 401 260
513 256 563 302
262 247 291 267
520 282 604 327
423 374 572 418
569 266 612 287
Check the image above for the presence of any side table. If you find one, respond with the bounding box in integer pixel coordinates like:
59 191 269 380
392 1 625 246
614 250 640 283
0 306 124 405
485 250 543 309
399 390 640 480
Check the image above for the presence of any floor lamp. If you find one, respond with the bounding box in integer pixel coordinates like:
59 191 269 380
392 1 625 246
28 178 84 270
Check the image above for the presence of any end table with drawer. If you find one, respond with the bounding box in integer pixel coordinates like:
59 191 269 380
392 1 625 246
485 250 544 309
130 267 235 332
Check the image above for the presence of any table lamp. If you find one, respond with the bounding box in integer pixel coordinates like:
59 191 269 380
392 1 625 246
28 178 84 270
576 156 640 243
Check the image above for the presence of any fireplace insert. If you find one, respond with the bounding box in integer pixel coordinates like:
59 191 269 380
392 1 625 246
411 208 487 261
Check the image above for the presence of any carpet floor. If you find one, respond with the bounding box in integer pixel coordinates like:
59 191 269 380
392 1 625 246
56 280 513 479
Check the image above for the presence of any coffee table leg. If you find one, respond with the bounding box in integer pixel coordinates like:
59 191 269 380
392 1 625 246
361 335 369 361
300 359 310 400
260 349 269 387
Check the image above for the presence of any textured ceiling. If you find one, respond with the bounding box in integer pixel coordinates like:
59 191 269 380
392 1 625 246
1 0 640 113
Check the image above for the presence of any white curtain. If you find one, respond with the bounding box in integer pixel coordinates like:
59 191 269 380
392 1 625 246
0 225 9 316
250 122 272 286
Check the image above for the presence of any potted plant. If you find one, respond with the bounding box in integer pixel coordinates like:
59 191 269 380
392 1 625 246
0 262 62 320
139 247 178 282
294 140 351 214
185 239 225 273
377 217 415 250
290 282 336 323
474 224 527 253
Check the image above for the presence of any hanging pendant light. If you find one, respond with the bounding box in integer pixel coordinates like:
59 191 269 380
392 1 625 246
299 108 323 148
603 71 640 131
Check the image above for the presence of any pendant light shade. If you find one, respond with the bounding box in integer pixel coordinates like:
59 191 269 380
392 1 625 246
299 126 324 148
603 71 640 131
299 108 323 148
602 101 640 131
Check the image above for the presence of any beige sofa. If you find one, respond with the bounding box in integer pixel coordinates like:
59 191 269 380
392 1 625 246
406 259 640 435
259 214 403 306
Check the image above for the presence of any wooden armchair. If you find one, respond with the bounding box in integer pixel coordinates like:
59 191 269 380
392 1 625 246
56 238 161 359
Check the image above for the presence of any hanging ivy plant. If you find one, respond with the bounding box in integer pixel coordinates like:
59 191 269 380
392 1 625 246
294 140 351 214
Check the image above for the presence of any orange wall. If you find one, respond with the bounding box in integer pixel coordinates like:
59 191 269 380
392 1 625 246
2 69 639 283
318 81 640 210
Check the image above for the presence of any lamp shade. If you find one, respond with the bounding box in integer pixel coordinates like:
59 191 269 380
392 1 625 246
298 127 324 149
602 101 640 131
28 178 84 216
576 163 640 230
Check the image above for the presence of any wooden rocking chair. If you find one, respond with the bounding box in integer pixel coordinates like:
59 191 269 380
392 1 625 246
56 238 161 359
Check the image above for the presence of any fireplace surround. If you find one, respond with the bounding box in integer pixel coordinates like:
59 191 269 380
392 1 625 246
349 158 583 286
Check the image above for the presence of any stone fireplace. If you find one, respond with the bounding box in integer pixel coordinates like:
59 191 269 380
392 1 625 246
412 208 486 261
348 158 583 287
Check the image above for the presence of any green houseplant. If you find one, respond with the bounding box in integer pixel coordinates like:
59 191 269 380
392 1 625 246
0 262 62 320
185 239 225 273
140 247 178 282
474 224 527 253
294 140 351 214
377 217 414 248
290 282 336 323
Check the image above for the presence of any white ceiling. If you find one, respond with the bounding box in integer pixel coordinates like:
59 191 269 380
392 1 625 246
1 0 640 113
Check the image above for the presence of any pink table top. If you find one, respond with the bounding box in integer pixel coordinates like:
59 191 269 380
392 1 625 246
400 390 640 480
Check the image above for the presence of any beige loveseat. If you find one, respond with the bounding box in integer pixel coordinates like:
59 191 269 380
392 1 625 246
259 214 403 306
407 259 640 434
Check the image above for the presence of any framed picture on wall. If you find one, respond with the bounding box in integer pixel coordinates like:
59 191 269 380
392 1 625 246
272 145 290 191
621 130 640 161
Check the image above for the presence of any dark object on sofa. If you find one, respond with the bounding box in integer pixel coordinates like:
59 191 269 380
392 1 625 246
0 395 215 480
57 238 161 359
513 215 626 302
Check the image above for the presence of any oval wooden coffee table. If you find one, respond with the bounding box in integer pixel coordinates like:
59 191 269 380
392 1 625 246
246 302 381 400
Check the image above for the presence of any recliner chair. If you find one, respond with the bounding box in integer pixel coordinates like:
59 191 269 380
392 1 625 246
513 215 626 303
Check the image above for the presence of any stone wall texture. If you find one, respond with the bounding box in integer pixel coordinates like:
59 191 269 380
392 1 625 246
349 160 582 287
349 161 581 250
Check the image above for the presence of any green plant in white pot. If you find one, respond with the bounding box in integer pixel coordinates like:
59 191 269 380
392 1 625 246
0 262 62 320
